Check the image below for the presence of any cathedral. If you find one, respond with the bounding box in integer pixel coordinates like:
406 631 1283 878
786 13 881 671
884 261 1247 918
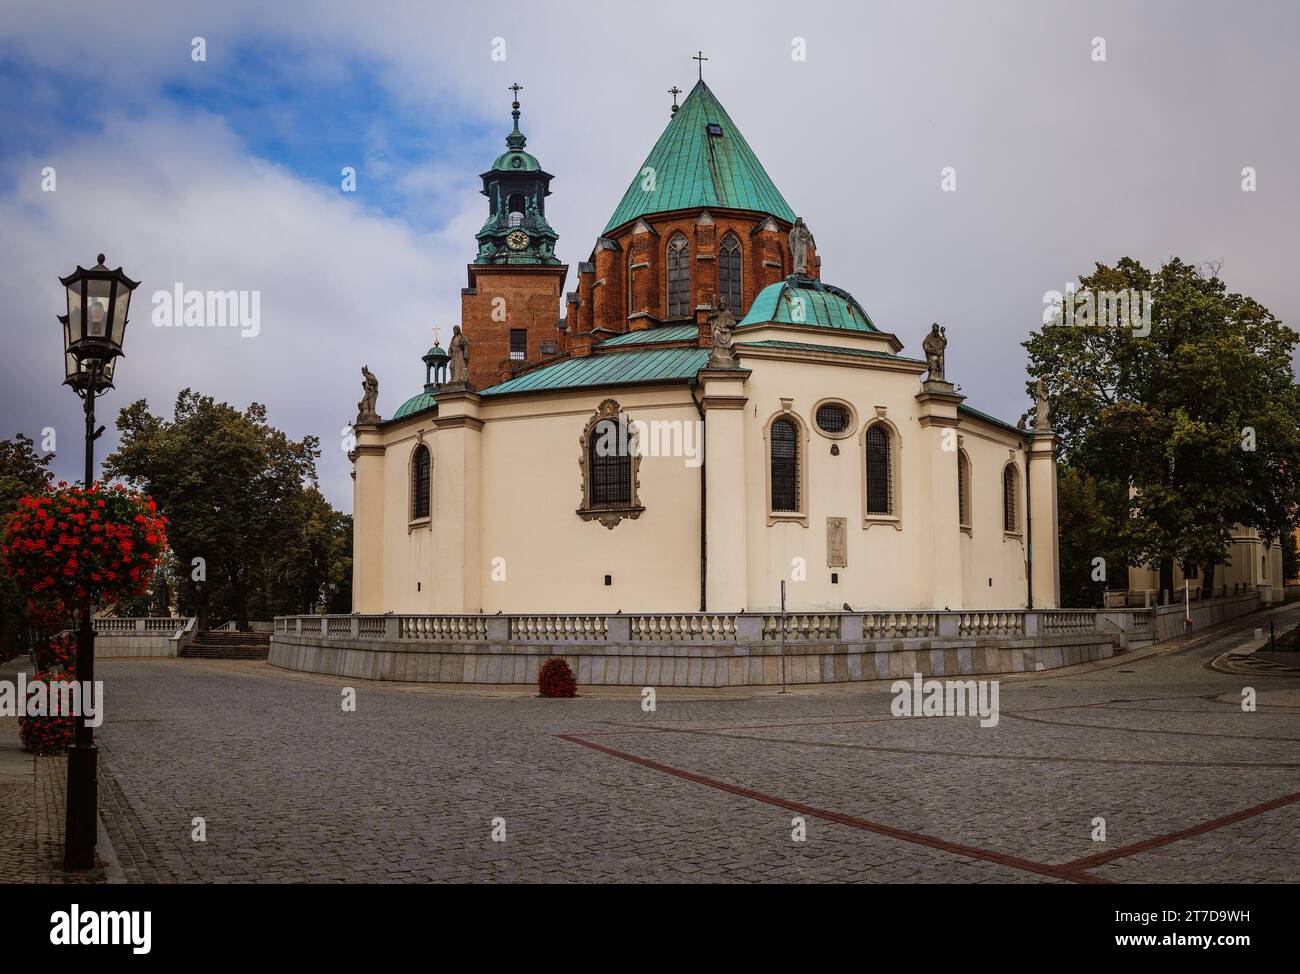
349 78 1061 614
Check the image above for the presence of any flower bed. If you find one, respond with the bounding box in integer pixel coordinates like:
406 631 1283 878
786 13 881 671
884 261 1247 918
538 656 577 698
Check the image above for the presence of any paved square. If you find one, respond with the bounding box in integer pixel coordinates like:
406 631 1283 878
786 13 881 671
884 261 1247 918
93 611 1299 883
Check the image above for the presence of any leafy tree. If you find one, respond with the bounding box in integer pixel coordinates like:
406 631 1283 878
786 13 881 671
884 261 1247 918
1025 257 1300 602
105 390 320 630
257 487 352 616
1056 465 1124 607
0 434 55 655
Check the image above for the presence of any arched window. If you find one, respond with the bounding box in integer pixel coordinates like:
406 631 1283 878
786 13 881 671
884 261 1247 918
627 247 636 316
588 418 632 507
865 424 893 515
1003 464 1019 533
958 450 972 530
577 399 644 528
666 233 691 318
770 417 800 512
411 444 431 520
508 193 525 227
719 233 742 313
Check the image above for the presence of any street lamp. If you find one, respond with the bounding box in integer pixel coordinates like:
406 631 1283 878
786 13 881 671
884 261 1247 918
57 253 138 870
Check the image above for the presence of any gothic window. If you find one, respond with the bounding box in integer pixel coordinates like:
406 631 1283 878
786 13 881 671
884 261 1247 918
865 424 893 515
508 193 525 227
1003 463 1019 533
627 247 636 316
770 417 800 513
666 233 691 318
577 399 644 529
958 450 972 530
411 444 431 520
719 233 742 313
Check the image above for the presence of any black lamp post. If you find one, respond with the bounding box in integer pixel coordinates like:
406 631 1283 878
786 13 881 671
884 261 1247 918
57 253 138 869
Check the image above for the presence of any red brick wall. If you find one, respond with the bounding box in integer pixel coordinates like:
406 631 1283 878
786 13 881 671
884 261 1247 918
460 265 568 387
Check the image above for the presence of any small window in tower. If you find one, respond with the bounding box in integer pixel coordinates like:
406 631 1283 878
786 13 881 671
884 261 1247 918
706 123 723 136
509 329 527 360
508 193 525 227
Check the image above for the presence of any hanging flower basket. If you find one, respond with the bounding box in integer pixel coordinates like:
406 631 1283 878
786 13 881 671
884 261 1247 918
0 482 167 610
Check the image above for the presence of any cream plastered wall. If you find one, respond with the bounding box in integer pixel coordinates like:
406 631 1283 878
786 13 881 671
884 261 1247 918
356 351 1049 614
1128 528 1284 598
958 425 1030 609
477 390 703 612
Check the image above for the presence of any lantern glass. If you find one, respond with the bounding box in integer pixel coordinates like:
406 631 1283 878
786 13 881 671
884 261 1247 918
111 281 132 347
65 279 84 346
86 278 112 340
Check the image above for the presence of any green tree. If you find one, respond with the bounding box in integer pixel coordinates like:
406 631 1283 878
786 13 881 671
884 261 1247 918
1056 465 1125 607
1024 257 1300 602
105 390 320 630
258 487 352 615
0 434 55 654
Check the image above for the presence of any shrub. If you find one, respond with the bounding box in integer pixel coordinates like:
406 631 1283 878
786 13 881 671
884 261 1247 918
538 656 576 698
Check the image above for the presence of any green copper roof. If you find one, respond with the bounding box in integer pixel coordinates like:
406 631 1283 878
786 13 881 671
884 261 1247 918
392 391 437 420
739 277 879 332
738 340 919 364
598 324 699 347
957 402 1025 436
603 80 796 234
482 346 709 396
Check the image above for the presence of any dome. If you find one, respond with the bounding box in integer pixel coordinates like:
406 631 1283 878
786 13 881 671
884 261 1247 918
490 148 541 173
392 391 437 421
738 277 878 333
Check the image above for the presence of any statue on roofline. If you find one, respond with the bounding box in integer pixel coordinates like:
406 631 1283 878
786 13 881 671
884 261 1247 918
357 365 379 424
789 217 814 277
448 324 471 384
707 299 737 368
922 323 947 382
1034 378 1052 431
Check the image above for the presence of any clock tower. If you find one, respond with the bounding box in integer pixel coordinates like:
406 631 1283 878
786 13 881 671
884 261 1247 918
473 85 561 266
461 85 568 387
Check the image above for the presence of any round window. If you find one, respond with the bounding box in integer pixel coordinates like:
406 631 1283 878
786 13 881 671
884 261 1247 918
815 402 852 435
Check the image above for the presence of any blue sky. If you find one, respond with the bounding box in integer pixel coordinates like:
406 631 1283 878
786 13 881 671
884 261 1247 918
1 0 1298 511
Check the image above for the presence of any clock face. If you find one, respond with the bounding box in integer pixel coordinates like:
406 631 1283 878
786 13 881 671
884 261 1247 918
506 229 529 251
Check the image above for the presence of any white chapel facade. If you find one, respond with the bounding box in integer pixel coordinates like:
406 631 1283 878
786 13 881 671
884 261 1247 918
348 80 1062 615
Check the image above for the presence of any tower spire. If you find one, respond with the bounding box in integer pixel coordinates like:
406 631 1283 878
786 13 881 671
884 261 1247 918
507 82 526 150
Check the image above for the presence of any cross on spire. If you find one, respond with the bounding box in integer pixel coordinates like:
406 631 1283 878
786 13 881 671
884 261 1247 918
693 50 708 81
668 85 682 115
432 323 441 345
509 82 523 103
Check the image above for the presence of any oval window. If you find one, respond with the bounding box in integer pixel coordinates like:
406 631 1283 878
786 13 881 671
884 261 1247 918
815 402 852 435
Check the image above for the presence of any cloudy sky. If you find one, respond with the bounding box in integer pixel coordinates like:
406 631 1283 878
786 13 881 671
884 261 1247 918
1 0 1296 511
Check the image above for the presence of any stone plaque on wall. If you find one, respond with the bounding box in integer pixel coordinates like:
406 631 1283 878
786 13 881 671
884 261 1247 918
827 517 847 568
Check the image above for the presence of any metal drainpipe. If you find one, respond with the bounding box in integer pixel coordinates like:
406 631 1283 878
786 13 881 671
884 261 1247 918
1025 436 1034 610
690 376 707 611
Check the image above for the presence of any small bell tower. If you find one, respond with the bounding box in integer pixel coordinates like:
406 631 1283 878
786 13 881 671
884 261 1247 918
462 83 569 387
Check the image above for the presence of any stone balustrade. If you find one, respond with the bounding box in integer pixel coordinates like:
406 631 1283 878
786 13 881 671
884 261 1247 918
268 607 1158 687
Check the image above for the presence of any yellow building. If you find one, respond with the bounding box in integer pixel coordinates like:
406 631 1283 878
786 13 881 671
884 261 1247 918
349 81 1060 615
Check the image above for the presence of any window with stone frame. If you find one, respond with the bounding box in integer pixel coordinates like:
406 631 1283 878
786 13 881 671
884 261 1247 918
1003 463 1019 533
719 233 742 314
958 450 972 530
411 443 431 520
770 417 801 513
666 233 691 318
577 399 644 529
865 424 893 515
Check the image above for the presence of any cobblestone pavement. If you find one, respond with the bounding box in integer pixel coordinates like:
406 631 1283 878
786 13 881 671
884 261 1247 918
90 607 1300 884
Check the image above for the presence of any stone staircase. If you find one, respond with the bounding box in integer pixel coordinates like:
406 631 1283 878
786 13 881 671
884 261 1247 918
180 629 270 660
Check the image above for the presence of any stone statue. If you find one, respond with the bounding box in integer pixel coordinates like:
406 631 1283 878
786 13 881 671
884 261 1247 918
922 323 947 381
356 366 379 423
1034 378 1052 431
789 217 813 277
707 300 737 368
448 325 470 384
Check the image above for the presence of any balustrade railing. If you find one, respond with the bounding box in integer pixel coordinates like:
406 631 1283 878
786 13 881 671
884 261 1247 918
631 614 738 641
862 612 938 640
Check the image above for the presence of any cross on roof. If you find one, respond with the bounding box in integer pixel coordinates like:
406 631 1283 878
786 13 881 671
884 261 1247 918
668 85 682 114
509 82 523 103
693 51 708 81
432 323 441 344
